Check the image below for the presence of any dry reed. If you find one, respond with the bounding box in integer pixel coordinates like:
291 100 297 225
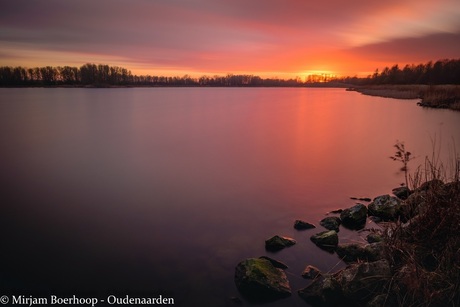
383 144 460 306
352 85 460 111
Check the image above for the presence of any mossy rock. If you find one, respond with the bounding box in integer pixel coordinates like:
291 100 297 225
235 258 291 302
366 233 383 243
310 230 338 252
340 204 367 229
259 256 288 269
368 195 401 221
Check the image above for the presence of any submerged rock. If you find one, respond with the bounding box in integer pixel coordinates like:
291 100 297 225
368 195 401 221
235 258 291 302
310 230 338 252
294 220 316 230
340 204 367 229
265 235 296 251
320 216 341 232
302 265 322 279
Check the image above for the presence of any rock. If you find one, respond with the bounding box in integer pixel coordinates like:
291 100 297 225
340 204 367 229
401 214 424 233
417 179 444 192
392 186 411 200
337 259 391 303
368 195 401 221
329 209 343 214
401 190 428 221
336 243 384 263
299 260 392 306
310 230 338 252
366 233 383 243
351 197 372 202
265 235 296 252
234 258 291 302
259 256 288 269
336 243 368 263
302 265 322 279
294 220 316 230
364 242 385 261
320 216 341 232
403 179 451 221
298 275 343 306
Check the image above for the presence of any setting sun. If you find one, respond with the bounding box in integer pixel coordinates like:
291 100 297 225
1 0 459 78
300 70 338 82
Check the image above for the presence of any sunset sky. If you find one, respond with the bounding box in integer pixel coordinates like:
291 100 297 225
1 0 459 78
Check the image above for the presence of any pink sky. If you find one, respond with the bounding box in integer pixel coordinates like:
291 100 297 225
1 0 459 78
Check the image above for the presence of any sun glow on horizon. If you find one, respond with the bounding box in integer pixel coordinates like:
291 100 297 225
300 70 340 82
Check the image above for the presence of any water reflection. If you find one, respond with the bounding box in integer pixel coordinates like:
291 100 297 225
0 88 459 305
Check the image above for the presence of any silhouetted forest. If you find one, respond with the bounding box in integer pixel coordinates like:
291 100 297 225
0 63 304 87
342 59 460 85
0 59 459 87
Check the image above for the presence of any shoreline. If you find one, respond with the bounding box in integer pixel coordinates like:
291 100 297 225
348 84 460 111
235 178 460 306
0 82 349 89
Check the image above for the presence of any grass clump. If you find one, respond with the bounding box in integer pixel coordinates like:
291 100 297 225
354 85 422 100
420 85 460 110
383 147 460 306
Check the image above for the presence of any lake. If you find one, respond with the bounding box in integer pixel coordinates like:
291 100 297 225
0 88 459 306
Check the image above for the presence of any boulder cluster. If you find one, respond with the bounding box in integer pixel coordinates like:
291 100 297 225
234 180 455 305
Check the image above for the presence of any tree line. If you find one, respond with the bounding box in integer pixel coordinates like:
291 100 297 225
0 63 304 87
1 59 458 87
340 59 460 85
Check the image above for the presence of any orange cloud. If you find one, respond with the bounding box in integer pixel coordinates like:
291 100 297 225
1 0 459 78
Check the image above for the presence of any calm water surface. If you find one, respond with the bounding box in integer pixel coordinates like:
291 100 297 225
1 88 459 306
